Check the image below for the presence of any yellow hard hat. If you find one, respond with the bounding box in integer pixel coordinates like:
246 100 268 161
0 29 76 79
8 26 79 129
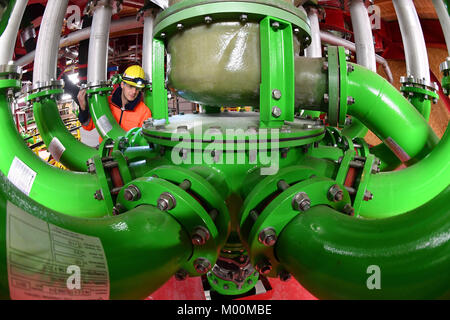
122 65 146 89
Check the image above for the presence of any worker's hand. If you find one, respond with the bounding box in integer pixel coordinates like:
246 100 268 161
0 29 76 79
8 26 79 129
77 89 87 111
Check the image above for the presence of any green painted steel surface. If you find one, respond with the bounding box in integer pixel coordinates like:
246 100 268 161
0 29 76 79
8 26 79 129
87 87 127 140
359 122 450 218
32 97 97 171
276 188 450 299
151 39 169 121
259 16 295 128
0 81 109 218
345 62 439 164
0 172 192 300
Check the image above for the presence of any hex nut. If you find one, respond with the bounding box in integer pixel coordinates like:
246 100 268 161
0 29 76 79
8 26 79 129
258 227 277 247
292 192 311 211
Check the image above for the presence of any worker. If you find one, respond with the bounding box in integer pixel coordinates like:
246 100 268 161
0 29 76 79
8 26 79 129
77 65 152 134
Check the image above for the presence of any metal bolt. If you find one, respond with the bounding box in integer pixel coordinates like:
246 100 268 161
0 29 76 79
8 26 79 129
292 192 311 211
271 106 281 118
179 179 191 190
160 32 166 38
194 258 211 274
157 192 176 211
364 190 373 201
271 21 280 30
208 208 219 221
240 14 248 23
249 210 259 222
258 227 277 247
347 64 354 73
371 161 380 174
279 270 292 282
345 117 352 126
322 61 329 71
272 89 282 100
124 184 141 201
343 204 355 216
349 160 365 168
204 16 212 24
174 269 188 281
191 226 210 246
277 180 290 191
255 258 272 275
328 184 343 202
323 93 329 104
94 189 103 200
176 23 184 31
347 96 355 105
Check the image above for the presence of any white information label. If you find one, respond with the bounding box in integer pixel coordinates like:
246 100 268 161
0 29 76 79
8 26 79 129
7 157 37 196
97 115 113 136
48 137 66 162
6 201 110 300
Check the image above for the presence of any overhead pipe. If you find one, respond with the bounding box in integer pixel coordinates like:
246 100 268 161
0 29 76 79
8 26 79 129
30 0 96 171
393 0 436 121
342 0 377 139
276 190 450 299
432 0 450 54
319 31 394 84
15 16 144 67
393 0 430 83
0 0 27 65
86 0 126 140
0 173 192 299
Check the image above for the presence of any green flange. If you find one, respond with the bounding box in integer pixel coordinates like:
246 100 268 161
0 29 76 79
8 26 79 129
26 88 63 102
143 165 231 247
116 176 221 276
141 113 325 151
246 175 351 278
154 0 311 46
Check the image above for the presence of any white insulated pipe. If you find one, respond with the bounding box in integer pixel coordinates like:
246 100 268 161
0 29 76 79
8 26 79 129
142 12 155 83
15 16 143 67
305 7 322 58
432 0 450 55
87 1 113 84
320 31 394 84
33 0 69 84
349 0 376 72
0 0 28 65
393 0 430 82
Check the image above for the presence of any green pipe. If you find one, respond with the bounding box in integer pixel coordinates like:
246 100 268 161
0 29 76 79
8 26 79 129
346 63 438 163
408 96 431 121
87 91 126 140
0 172 192 300
359 121 450 218
276 189 450 299
33 97 97 171
0 85 109 217
370 144 402 171
341 118 368 139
